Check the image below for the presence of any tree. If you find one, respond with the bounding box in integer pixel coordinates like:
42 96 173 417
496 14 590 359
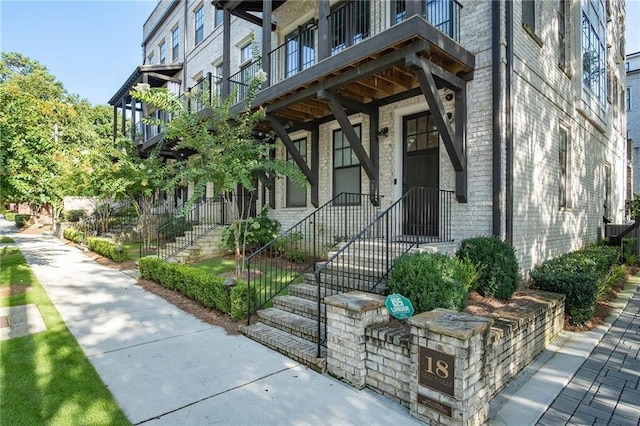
131 69 305 272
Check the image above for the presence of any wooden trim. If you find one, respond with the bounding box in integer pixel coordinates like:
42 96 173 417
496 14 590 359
267 116 316 185
311 127 319 207
144 72 182 84
455 83 468 203
319 90 376 181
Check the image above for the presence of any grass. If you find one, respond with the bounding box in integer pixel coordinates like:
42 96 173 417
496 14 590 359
0 236 15 243
3 212 16 222
0 246 130 425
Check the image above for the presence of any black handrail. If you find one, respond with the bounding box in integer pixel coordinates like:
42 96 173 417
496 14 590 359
313 187 453 356
245 193 381 322
75 199 138 244
151 194 231 261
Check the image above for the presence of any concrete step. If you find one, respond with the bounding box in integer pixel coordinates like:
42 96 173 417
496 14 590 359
273 295 324 321
290 282 340 302
240 322 326 372
256 308 321 342
303 272 387 295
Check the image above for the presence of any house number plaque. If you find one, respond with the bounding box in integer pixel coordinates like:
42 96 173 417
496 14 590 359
418 346 455 397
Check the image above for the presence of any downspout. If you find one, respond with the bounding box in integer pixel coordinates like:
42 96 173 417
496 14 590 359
505 0 514 244
182 0 188 93
492 1 502 237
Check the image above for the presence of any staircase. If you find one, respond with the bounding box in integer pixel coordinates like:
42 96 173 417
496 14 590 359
240 188 456 372
240 238 457 372
165 224 225 263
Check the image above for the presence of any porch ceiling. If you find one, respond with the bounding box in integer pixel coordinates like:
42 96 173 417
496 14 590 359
249 16 475 128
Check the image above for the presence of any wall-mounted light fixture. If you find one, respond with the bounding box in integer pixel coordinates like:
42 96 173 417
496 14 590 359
445 93 454 101
377 127 389 137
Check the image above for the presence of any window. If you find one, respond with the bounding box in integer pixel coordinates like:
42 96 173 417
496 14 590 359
559 128 569 209
604 162 612 220
522 0 536 31
147 52 155 65
329 1 370 55
581 0 606 113
159 41 166 64
172 27 180 61
214 63 223 98
285 22 315 78
333 125 362 205
240 44 252 64
286 138 307 207
391 0 406 25
558 0 567 67
195 5 204 45
193 75 206 111
627 87 632 111
406 113 439 153
215 7 223 27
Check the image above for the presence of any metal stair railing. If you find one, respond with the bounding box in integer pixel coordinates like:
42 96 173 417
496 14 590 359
153 194 230 261
245 193 381 322
312 187 454 356
75 199 137 244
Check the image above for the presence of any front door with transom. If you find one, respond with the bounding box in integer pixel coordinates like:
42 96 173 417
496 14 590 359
402 111 440 237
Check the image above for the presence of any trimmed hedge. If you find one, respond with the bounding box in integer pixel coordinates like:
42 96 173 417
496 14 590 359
138 257 255 321
87 237 127 262
63 228 85 244
530 245 620 325
456 236 520 300
388 252 477 314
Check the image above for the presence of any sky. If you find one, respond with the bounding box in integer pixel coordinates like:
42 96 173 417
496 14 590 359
1 0 639 106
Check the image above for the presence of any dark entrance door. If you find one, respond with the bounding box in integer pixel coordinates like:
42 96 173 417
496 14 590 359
403 111 440 237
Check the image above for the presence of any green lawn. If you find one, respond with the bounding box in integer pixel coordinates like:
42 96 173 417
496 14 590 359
0 236 15 243
0 246 130 425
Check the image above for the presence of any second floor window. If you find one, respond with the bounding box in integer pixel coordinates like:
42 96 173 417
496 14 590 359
558 0 567 67
391 0 406 25
215 7 223 27
195 6 204 45
522 0 536 32
172 27 180 61
558 128 569 209
628 87 632 111
148 52 155 65
240 44 252 64
159 41 166 64
581 0 606 112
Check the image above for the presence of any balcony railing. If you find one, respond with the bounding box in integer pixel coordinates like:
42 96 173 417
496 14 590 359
229 0 462 104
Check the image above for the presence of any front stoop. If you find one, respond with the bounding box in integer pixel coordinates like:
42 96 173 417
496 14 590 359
165 226 225 263
239 322 327 372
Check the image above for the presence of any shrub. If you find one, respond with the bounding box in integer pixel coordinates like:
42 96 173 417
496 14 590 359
456 236 520 300
87 237 128 262
230 284 256 321
530 245 620 325
138 257 250 319
14 214 31 228
387 252 477 314
63 227 85 243
221 206 281 253
158 216 193 242
63 209 86 222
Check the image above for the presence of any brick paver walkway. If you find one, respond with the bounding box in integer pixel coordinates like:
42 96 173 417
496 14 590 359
537 287 640 425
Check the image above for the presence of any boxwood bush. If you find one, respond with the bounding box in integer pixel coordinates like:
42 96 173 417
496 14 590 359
530 245 620 325
138 257 255 320
221 206 281 253
456 236 520 300
63 227 85 243
87 237 128 262
388 252 477 314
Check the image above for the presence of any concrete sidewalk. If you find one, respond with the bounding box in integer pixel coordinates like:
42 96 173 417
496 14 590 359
1 220 420 425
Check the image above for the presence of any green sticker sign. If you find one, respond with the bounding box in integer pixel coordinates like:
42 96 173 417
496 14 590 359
385 294 414 320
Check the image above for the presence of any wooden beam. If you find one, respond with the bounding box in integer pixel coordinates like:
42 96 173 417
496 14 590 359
318 90 376 181
407 55 464 172
369 108 380 206
267 116 316 185
144 72 182 84
261 0 272 89
406 53 466 91
318 0 330 61
455 85 468 203
262 39 429 114
330 92 376 115
222 9 231 98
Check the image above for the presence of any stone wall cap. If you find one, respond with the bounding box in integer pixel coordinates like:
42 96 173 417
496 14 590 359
408 308 494 339
324 291 386 311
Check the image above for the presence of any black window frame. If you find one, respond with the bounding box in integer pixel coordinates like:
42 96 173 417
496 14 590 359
172 27 180 62
523 0 536 32
558 127 569 209
558 0 567 68
214 7 223 27
285 21 316 78
286 138 308 208
333 125 362 206
329 0 371 55
195 5 204 45
159 41 166 64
